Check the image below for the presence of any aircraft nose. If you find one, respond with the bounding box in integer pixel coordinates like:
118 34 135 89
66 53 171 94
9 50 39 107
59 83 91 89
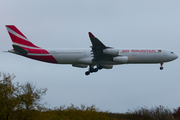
169 52 178 61
174 54 178 59
172 54 178 60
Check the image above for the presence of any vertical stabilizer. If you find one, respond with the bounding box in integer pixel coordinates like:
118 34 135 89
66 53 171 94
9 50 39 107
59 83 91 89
6 25 39 48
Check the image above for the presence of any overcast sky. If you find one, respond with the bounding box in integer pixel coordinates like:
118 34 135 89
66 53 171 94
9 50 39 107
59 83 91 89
0 1 180 113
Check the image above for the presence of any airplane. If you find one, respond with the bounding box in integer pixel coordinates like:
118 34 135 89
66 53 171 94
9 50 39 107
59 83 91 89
5 25 178 75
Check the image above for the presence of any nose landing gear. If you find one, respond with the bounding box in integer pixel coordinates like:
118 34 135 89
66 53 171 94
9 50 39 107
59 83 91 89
85 71 90 75
160 63 164 70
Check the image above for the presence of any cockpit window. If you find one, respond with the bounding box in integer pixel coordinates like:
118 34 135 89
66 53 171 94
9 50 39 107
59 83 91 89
171 52 174 54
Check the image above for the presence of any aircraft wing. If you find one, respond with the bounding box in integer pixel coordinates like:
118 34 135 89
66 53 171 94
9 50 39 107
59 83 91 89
88 32 112 61
89 32 106 49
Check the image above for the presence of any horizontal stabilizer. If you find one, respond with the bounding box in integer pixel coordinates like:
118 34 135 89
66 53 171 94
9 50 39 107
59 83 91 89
2 51 9 53
12 45 28 55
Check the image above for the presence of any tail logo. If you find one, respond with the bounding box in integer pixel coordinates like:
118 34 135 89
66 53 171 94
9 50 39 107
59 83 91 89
6 25 39 48
6 27 29 41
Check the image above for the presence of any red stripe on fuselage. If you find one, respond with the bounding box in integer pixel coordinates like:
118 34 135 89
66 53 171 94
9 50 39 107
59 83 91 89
27 48 57 63
21 47 49 54
25 55 58 63
14 47 57 63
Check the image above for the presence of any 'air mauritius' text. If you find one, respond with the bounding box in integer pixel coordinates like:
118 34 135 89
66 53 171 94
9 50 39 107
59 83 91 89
122 50 156 53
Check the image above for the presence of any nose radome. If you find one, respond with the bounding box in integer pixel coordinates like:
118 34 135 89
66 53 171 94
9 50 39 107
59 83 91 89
175 54 178 59
172 54 178 60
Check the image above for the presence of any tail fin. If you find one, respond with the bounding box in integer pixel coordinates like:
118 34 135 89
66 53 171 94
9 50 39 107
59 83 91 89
6 25 39 48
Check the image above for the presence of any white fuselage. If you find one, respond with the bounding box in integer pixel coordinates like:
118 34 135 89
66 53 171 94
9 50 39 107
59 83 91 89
46 48 178 65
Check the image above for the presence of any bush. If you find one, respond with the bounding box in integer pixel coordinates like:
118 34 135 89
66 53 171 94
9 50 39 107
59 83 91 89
173 107 180 119
127 105 173 120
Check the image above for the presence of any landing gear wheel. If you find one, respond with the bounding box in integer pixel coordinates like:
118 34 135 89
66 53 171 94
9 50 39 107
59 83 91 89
94 68 98 72
160 67 163 70
160 63 164 70
97 65 103 70
85 71 90 75
85 65 101 75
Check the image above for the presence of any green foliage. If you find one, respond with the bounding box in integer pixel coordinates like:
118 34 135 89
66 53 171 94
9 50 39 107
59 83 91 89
0 72 47 120
0 72 178 120
173 107 180 119
127 105 174 120
40 104 109 120
18 82 47 111
0 73 17 120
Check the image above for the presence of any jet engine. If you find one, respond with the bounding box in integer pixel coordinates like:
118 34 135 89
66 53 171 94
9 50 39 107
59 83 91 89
102 65 113 69
103 48 119 56
113 56 128 63
72 64 88 68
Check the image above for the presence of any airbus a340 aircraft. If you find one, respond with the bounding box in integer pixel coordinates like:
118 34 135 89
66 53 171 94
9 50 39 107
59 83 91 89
5 25 178 75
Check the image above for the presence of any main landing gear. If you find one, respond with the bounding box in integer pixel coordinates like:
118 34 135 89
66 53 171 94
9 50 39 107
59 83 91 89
160 63 164 70
85 65 103 76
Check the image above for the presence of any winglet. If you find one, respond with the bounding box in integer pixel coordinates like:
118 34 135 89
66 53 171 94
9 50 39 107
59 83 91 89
88 32 95 38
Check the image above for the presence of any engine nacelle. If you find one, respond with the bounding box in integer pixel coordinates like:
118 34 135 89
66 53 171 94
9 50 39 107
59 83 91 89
103 48 119 56
113 56 128 63
102 65 113 69
72 64 88 68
